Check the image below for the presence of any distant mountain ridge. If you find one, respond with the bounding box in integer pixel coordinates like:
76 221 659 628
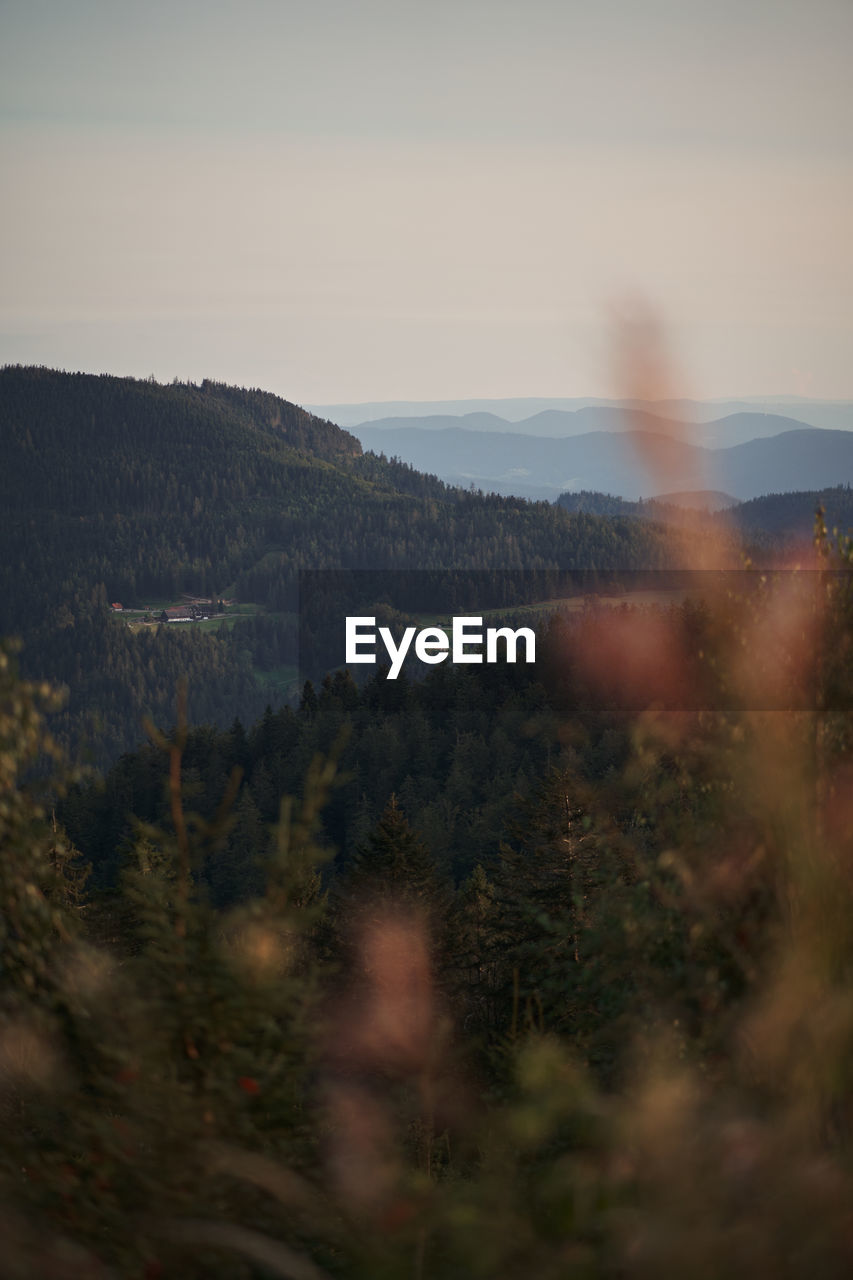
355 408 817 448
650 490 738 511
310 396 853 432
355 420 853 502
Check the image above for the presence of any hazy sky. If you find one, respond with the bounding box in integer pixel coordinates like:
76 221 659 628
2 0 851 404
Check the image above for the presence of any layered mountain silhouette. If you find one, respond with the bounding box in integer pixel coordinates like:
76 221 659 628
355 420 853 502
355 407 818 447
311 396 853 432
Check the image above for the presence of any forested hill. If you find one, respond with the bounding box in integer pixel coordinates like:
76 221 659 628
1 366 674 613
1 366 678 765
0 365 362 515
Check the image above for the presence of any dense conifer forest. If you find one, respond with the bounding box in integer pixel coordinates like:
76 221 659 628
5 540 853 1275
557 484 853 552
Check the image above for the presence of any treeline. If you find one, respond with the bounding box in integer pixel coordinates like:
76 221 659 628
730 484 853 539
557 483 853 555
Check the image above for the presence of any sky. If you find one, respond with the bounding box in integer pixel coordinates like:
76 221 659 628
1 0 851 405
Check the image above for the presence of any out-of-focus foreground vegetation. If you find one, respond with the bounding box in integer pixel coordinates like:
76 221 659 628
3 534 853 1278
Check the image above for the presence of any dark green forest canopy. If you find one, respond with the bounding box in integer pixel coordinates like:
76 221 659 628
60 592 748 895
1 366 679 765
61 656 564 892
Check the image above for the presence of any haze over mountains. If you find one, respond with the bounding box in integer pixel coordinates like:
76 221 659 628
351 407 853 502
311 397 853 433
355 408 819 448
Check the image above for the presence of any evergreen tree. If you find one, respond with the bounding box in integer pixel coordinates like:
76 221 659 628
489 766 609 1042
341 795 447 917
446 863 501 1035
206 786 267 908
